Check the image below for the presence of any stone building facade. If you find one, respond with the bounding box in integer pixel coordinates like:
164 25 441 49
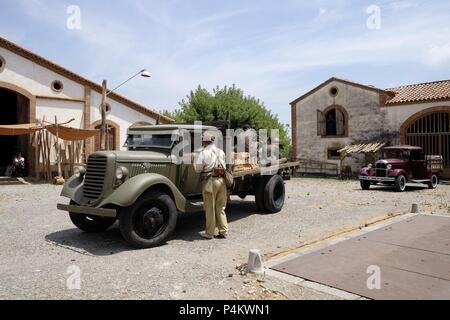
0 36 173 175
291 77 450 178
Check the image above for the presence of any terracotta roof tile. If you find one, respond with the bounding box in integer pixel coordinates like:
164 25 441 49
386 80 450 105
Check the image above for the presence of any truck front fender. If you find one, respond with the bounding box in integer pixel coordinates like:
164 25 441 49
98 173 193 213
61 175 84 204
390 169 409 179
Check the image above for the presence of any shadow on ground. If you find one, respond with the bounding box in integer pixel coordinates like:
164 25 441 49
45 199 260 256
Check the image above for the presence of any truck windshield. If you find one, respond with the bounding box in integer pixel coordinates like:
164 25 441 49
125 134 175 149
382 150 410 160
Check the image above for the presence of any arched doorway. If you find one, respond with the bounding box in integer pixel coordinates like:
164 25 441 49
0 87 30 175
91 120 120 151
401 107 450 178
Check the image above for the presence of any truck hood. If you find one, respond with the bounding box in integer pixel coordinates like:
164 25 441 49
93 150 176 163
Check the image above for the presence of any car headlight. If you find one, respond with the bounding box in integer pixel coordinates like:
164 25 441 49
387 164 392 170
74 166 86 179
115 167 128 181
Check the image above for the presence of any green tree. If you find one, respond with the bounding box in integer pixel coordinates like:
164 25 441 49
166 85 291 156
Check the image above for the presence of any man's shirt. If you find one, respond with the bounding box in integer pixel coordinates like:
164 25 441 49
193 143 226 174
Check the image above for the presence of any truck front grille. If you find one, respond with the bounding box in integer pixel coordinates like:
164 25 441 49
376 163 387 177
83 155 107 200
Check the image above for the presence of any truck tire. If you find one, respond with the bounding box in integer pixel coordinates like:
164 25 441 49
69 201 116 233
254 176 269 211
360 180 371 190
119 190 178 249
395 175 407 192
428 174 439 189
263 175 285 213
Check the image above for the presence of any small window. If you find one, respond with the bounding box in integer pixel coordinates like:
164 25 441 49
325 109 345 136
51 80 64 93
0 55 5 73
329 87 339 97
328 148 341 160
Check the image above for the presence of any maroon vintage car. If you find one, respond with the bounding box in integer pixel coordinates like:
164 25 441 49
359 146 443 192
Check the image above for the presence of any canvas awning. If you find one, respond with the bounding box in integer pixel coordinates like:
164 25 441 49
338 141 387 154
0 123 99 141
0 123 46 136
46 126 99 141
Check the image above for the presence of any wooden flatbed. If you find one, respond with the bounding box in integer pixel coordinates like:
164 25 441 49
232 161 300 179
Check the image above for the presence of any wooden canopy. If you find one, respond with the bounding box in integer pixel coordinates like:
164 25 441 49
0 123 98 141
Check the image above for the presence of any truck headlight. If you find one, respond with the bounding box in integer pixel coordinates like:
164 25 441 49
387 164 392 170
115 167 128 181
74 166 86 179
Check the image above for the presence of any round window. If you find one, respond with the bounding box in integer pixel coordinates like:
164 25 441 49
329 87 339 97
0 55 5 73
51 80 64 93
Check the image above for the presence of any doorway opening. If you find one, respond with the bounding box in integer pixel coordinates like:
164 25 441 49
0 88 30 175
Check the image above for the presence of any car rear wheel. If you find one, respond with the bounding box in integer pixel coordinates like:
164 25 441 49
395 175 407 192
360 180 371 190
119 190 177 249
428 174 439 189
69 202 116 233
263 175 286 213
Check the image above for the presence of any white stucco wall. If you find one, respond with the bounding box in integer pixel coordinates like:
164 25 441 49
0 47 84 100
0 45 158 153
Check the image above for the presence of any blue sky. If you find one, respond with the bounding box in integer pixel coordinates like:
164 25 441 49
1 0 450 125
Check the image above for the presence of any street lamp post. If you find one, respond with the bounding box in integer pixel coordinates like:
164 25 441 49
100 69 151 150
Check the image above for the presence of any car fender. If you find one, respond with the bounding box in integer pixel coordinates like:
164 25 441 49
61 175 84 204
390 169 409 179
98 173 190 212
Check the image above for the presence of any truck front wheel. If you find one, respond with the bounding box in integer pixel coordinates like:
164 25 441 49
395 175 407 192
360 180 371 190
428 174 439 189
119 191 178 249
69 201 116 233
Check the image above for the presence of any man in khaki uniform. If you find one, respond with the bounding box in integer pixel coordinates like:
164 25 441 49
193 132 229 239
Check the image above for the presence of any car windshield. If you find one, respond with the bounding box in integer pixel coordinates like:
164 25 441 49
125 134 176 149
382 149 410 160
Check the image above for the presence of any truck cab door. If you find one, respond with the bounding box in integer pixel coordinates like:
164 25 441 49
179 157 203 196
410 150 427 179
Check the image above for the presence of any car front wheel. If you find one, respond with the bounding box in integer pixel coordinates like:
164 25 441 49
395 175 407 192
360 180 371 190
119 190 178 249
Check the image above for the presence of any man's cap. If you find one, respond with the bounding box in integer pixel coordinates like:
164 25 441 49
202 132 215 142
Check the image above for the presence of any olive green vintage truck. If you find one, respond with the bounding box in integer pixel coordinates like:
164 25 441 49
57 124 298 248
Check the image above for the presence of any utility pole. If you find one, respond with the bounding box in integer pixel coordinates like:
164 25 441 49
100 80 107 150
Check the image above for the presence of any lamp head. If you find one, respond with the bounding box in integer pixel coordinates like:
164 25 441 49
140 69 151 78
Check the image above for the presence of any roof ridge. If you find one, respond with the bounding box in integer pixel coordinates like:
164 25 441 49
387 79 450 90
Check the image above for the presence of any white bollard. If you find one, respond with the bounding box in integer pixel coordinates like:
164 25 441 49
411 204 419 214
247 249 264 274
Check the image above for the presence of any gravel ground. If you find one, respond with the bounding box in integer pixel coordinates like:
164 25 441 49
0 178 448 300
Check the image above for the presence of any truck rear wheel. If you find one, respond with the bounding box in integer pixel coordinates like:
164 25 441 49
360 180 371 190
119 190 178 249
69 201 116 233
395 175 407 192
428 174 439 189
263 175 285 213
254 176 269 211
